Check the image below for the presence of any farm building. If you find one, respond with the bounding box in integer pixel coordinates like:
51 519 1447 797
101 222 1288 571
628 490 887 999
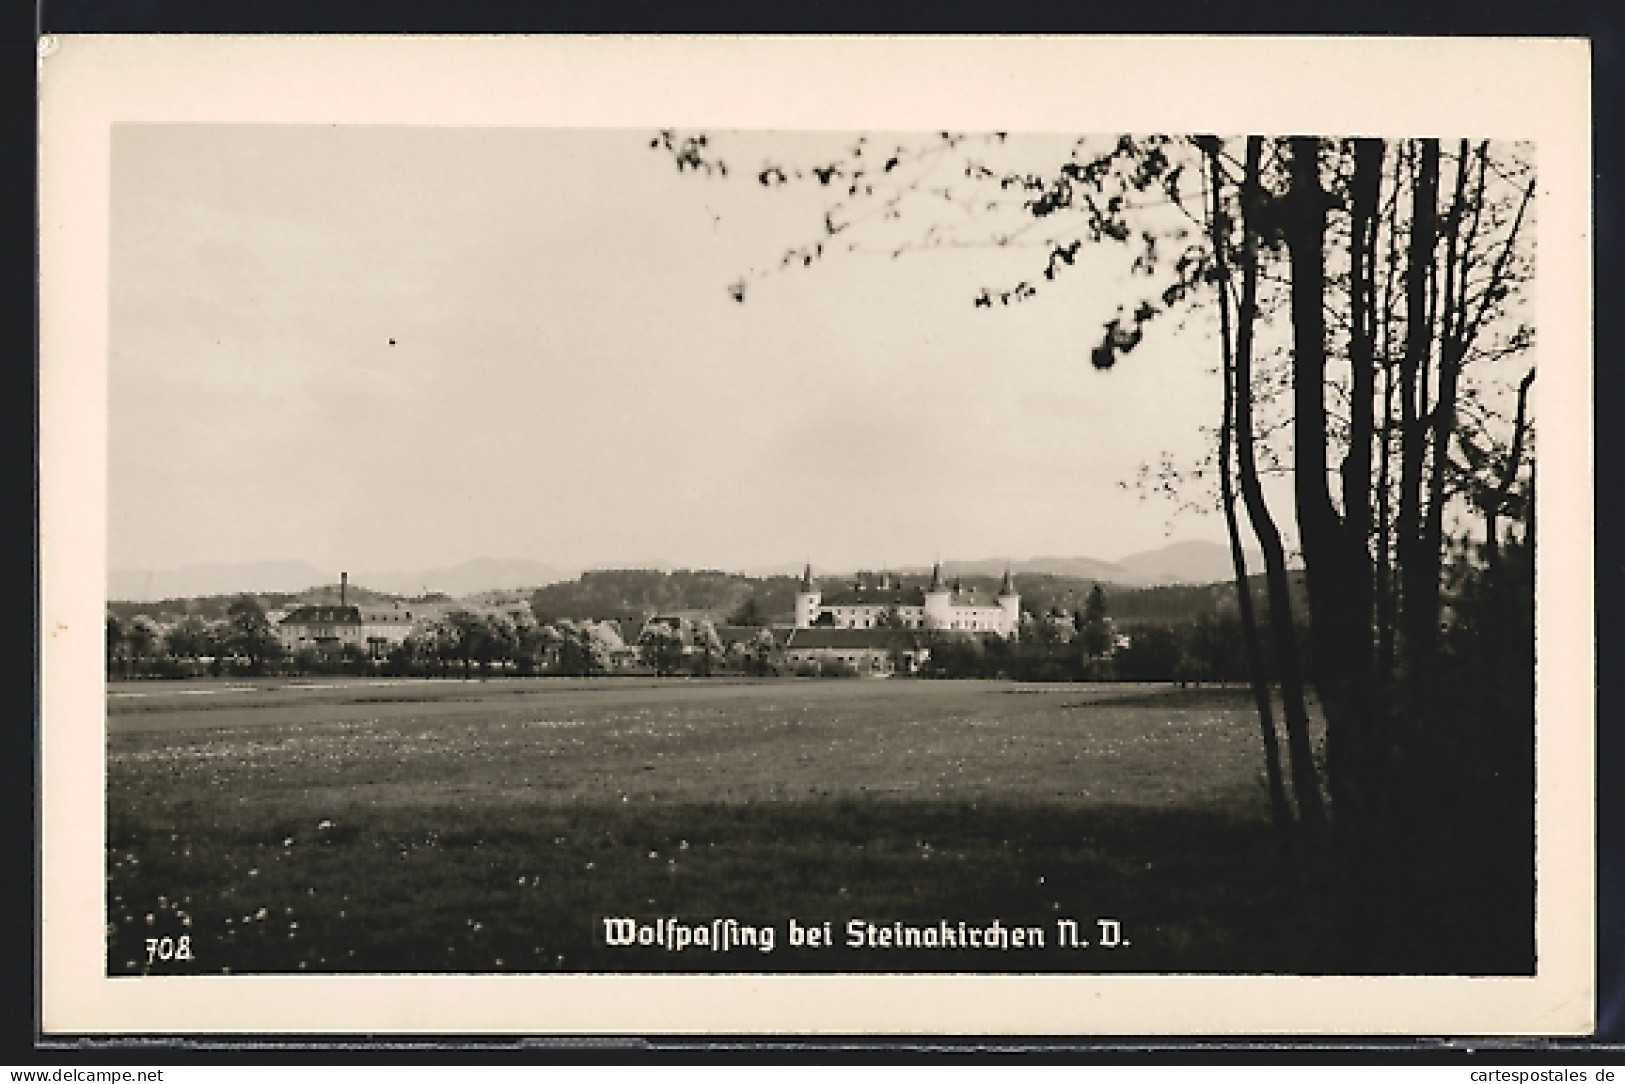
781 627 927 676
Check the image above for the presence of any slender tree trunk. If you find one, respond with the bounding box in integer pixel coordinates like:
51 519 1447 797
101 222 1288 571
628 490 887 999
1421 141 1472 672
1237 136 1326 827
1282 135 1371 828
1340 137 1384 820
1375 148 1405 697
1204 137 1294 842
1398 139 1441 704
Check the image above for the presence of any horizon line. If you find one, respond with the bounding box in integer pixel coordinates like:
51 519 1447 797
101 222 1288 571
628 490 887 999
111 538 1257 579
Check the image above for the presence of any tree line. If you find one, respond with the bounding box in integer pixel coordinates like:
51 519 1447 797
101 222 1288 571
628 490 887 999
104 597 786 680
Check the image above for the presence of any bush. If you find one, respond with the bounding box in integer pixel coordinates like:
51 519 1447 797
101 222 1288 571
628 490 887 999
148 658 196 680
1114 626 1185 682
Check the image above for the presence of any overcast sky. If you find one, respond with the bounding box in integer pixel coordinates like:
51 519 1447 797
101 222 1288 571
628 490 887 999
109 125 1240 576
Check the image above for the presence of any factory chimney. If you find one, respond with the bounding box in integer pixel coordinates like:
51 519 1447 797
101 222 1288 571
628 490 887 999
341 572 348 608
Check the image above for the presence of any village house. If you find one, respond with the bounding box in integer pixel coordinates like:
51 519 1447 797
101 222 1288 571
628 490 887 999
278 573 415 656
277 603 365 653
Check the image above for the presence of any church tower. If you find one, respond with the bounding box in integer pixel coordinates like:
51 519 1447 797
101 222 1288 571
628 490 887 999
794 563 821 629
997 566 1022 638
923 561 953 630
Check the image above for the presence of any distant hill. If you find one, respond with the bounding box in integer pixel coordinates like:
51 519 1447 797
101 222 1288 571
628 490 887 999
740 560 816 579
356 558 571 597
109 557 570 603
1114 540 1266 586
108 542 1259 606
891 543 1262 587
294 582 403 607
109 560 333 602
931 556 1133 583
530 568 793 624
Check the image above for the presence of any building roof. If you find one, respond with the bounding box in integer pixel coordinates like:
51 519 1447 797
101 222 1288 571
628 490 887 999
281 605 362 627
715 625 773 648
784 628 921 650
647 610 718 625
946 589 1003 609
818 586 929 608
358 604 414 621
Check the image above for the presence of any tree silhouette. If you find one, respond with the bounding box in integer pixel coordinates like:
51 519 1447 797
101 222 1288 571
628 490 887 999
226 596 280 675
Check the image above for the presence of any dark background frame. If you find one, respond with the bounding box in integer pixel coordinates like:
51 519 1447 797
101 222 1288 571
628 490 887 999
13 0 1621 1062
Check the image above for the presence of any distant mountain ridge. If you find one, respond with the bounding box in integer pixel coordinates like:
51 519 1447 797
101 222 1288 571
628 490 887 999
109 557 572 602
108 542 1260 602
353 558 571 598
924 556 1131 583
888 542 1263 588
108 560 334 602
1115 541 1269 586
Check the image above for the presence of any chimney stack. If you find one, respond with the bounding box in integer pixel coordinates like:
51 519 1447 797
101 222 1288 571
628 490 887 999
341 572 348 607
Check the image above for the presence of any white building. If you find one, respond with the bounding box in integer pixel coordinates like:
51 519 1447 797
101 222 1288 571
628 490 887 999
358 601 420 653
280 574 422 656
794 563 1021 638
277 604 365 653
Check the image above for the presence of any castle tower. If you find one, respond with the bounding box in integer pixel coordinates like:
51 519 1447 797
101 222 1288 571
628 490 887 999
923 561 953 630
997 566 1022 638
794 563 821 629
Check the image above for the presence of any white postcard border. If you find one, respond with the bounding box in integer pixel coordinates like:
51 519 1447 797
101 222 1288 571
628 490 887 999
38 34 1596 1035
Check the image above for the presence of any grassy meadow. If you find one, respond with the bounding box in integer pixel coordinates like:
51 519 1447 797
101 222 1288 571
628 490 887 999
105 676 1497 975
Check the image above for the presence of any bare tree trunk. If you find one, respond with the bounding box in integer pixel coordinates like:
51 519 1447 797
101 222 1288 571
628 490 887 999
1339 137 1384 821
1204 137 1294 842
1420 141 1473 672
1375 148 1405 692
1282 135 1372 829
1398 139 1441 703
1238 136 1326 827
1486 368 1536 569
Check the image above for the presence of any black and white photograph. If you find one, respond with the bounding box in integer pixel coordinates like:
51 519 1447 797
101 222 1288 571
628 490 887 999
38 36 1594 1035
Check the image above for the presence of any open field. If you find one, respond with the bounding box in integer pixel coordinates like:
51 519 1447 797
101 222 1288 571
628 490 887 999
105 677 1514 975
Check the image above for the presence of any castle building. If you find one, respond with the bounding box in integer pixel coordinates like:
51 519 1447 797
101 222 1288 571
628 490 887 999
793 563 1021 638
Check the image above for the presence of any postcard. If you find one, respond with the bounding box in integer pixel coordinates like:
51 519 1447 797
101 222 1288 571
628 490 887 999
38 35 1594 1035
